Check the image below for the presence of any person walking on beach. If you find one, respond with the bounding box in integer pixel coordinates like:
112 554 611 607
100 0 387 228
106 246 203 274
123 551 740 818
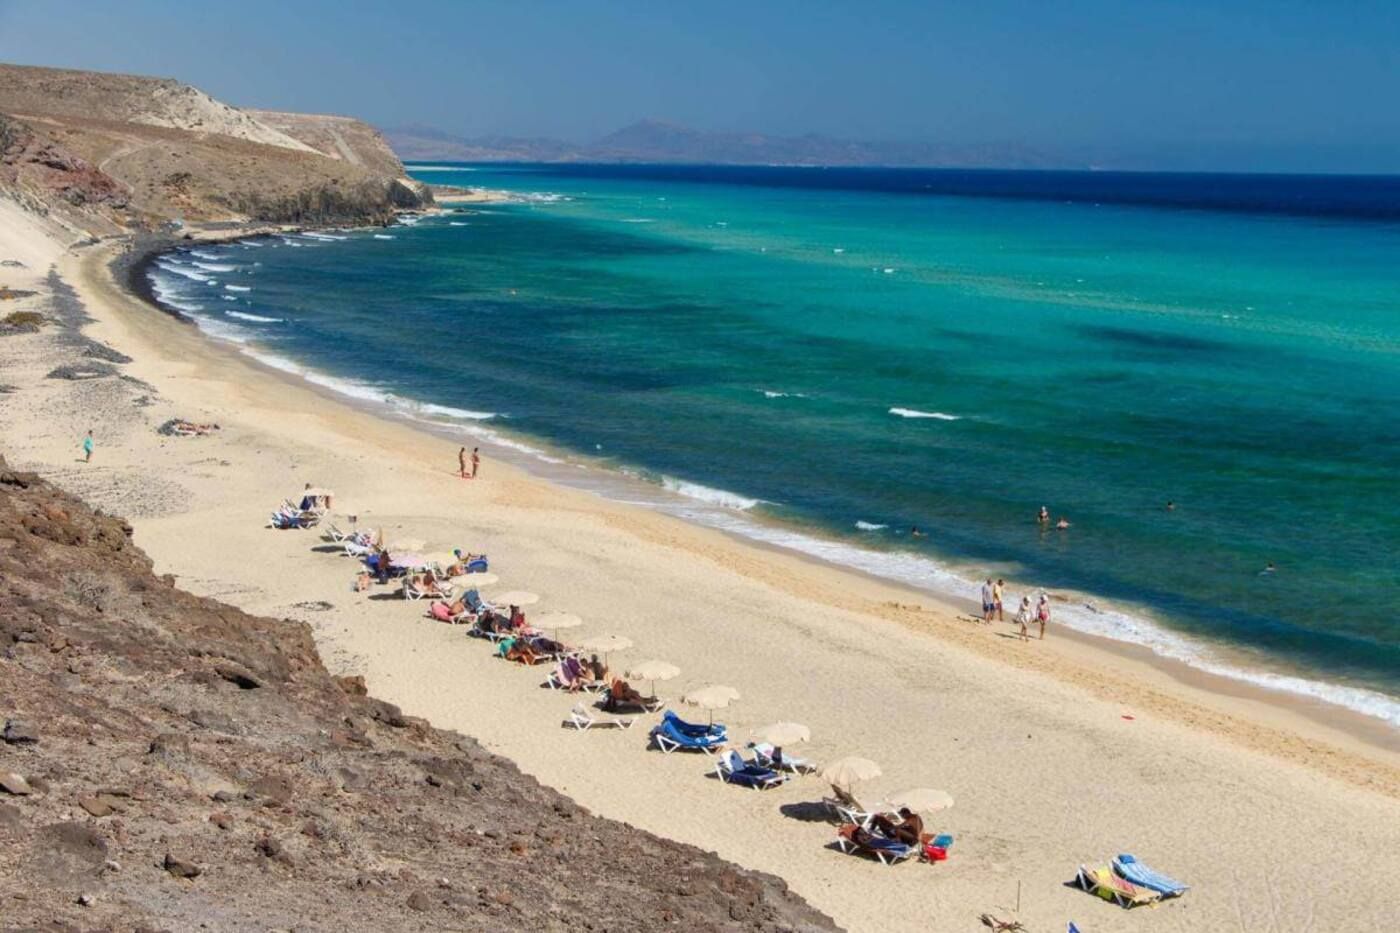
81 429 93 463
993 578 1005 621
1015 595 1033 642
980 579 995 622
458 447 468 479
1036 593 1051 639
470 447 480 479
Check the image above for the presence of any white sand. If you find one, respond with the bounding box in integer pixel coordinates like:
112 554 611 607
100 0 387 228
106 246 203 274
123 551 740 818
3 217 1400 932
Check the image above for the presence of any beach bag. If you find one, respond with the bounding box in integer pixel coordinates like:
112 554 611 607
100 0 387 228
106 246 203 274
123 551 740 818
924 844 948 861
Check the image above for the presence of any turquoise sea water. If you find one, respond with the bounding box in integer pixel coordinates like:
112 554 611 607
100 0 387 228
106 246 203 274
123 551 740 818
146 164 1400 727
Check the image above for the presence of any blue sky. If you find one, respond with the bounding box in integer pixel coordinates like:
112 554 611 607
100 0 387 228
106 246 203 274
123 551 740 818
0 0 1396 171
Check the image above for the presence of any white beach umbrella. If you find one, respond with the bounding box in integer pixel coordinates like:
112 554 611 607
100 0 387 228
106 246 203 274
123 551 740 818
423 551 459 569
883 787 954 815
682 684 740 725
535 610 582 641
577 633 633 668
626 659 680 697
819 756 882 789
493 590 539 607
752 721 811 747
534 611 583 630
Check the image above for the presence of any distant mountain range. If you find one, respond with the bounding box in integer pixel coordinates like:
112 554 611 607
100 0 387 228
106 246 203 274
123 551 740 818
385 119 1073 169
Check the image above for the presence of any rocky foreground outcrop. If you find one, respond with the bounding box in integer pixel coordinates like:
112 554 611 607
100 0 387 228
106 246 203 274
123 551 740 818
0 461 835 931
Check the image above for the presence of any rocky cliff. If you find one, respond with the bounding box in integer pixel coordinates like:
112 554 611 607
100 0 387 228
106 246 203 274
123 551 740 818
0 459 834 930
0 62 429 231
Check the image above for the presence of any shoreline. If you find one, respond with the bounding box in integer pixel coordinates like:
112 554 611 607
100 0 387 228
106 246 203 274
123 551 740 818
134 226 1400 755
6 203 1400 930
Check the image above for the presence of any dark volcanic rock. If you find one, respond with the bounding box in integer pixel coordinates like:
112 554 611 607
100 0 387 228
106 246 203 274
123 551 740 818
0 457 836 931
45 362 116 381
3 718 38 744
162 852 202 879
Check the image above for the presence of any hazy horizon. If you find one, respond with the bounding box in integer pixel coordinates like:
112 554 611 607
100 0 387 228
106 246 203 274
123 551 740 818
0 0 1397 173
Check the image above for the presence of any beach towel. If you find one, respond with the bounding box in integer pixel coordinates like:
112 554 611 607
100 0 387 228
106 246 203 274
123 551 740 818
1113 854 1188 896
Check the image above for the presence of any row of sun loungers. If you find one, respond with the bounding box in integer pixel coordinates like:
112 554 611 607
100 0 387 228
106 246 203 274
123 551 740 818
306 508 1192 908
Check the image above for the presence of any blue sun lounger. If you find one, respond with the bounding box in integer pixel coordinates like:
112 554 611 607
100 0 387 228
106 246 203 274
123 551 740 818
715 749 787 789
835 824 918 865
1113 854 1188 897
651 714 727 754
662 710 725 738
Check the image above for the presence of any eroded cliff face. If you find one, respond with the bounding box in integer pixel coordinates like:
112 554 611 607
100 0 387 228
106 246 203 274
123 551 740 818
0 459 835 931
0 62 430 231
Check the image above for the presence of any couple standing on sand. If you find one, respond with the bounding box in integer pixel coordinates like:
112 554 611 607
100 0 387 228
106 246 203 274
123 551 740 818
982 578 1050 641
458 447 480 480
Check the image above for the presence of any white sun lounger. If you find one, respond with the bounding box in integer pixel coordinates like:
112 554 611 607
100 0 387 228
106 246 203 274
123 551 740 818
750 741 818 774
567 703 635 731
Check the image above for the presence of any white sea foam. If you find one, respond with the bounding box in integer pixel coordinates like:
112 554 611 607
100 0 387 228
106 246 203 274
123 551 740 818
189 250 226 261
889 408 961 420
883 267 896 274
402 400 497 421
855 521 888 531
224 284 252 293
373 234 396 240
237 238 265 247
192 262 236 272
221 295 239 302
459 425 562 463
660 476 761 511
620 218 655 224
760 390 809 399
833 247 845 254
301 231 348 241
225 310 282 323
155 261 213 283
249 352 390 405
187 314 252 344
448 222 468 227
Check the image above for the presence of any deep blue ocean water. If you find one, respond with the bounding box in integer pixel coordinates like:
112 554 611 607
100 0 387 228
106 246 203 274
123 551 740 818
147 163 1400 727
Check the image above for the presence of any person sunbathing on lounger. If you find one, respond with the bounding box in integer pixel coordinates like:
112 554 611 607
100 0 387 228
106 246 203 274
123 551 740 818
604 677 646 712
505 639 540 665
870 807 923 846
412 572 445 596
560 655 589 691
587 654 609 683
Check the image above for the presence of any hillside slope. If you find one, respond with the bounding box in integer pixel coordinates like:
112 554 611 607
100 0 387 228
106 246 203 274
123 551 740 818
0 62 428 230
246 109 407 178
0 454 834 931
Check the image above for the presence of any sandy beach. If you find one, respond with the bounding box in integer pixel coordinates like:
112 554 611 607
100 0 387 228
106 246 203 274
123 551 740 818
4 201 1400 932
